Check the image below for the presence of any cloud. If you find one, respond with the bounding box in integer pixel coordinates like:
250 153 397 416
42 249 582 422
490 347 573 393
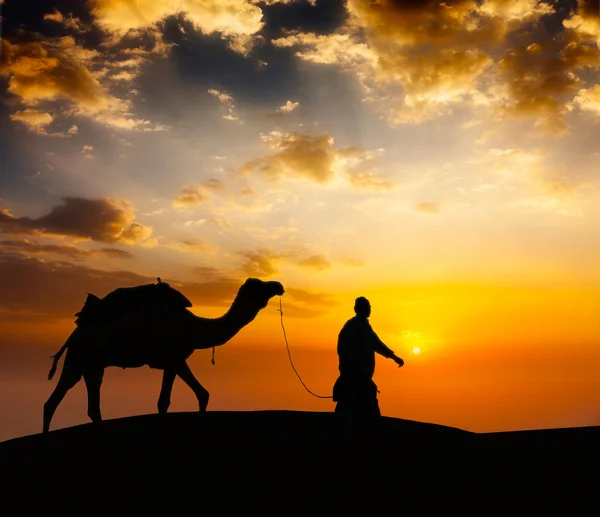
0 240 133 260
297 254 331 271
0 36 167 132
9 109 54 134
184 217 233 230
0 198 154 245
278 100 300 113
208 88 240 121
563 0 600 44
238 249 290 277
270 0 600 129
0 251 248 318
415 202 441 214
479 0 554 21
572 85 600 115
491 35 599 134
240 131 393 188
167 240 219 254
89 0 293 55
43 9 87 32
285 287 338 307
173 179 224 207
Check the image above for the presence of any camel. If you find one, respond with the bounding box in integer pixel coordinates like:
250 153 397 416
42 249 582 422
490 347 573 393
43 277 285 433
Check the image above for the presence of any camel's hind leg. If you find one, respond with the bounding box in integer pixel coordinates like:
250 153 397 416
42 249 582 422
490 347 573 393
176 361 209 412
157 369 176 414
43 366 82 433
83 369 104 424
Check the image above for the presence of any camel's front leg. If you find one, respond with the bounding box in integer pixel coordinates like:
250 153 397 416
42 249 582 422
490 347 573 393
176 361 209 412
158 369 176 414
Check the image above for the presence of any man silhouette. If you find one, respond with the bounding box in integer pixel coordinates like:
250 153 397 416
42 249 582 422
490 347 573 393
333 297 404 436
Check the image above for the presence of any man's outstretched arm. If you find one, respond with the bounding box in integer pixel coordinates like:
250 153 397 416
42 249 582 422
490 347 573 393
369 325 404 366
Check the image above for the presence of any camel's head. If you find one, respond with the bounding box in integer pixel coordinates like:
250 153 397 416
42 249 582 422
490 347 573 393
240 278 285 309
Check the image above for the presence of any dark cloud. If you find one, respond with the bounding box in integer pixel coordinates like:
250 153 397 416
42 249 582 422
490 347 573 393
0 251 262 319
0 239 133 260
0 197 153 244
0 251 151 317
578 0 599 19
0 0 101 44
261 0 348 38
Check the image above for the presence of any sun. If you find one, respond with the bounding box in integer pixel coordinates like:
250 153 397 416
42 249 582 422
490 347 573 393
412 347 421 355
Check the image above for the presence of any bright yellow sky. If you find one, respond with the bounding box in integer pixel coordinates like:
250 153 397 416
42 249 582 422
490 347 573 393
1 0 600 440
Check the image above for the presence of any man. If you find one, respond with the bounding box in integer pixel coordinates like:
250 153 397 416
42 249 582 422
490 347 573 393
333 297 404 433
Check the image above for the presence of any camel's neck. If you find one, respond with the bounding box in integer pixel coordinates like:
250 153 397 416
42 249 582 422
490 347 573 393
190 295 263 349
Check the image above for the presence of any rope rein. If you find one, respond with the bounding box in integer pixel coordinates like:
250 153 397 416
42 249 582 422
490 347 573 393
278 297 333 399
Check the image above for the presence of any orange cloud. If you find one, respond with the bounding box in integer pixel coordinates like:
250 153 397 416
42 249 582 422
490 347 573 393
0 198 153 245
0 239 133 260
9 109 54 134
0 36 167 132
240 131 393 188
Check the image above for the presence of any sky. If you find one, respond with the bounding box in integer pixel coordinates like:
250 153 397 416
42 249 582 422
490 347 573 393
1 0 600 441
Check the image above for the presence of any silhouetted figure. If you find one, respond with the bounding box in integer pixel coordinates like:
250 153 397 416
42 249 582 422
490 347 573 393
43 277 284 433
332 297 404 438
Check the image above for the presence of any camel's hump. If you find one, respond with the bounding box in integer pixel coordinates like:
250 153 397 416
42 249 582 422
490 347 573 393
102 281 193 309
74 281 192 324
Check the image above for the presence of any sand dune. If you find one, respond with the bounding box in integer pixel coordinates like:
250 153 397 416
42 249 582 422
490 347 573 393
0 411 592 511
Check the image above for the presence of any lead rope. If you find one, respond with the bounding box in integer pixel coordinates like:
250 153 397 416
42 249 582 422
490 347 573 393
211 346 215 365
278 297 333 399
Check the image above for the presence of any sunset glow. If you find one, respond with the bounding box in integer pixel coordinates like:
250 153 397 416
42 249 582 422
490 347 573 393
1 0 600 441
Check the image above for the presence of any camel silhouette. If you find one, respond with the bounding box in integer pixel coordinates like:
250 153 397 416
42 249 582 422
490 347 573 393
43 277 285 433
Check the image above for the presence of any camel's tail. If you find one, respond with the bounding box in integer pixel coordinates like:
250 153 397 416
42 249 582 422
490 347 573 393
48 334 73 380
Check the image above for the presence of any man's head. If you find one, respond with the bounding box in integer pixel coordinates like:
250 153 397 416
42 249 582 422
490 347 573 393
354 296 371 318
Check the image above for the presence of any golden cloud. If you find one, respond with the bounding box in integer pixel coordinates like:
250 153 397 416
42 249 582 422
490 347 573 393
573 84 600 115
9 109 54 133
278 100 300 113
240 131 393 188
43 9 87 32
208 88 239 121
0 198 154 245
563 0 600 44
0 36 167 132
173 179 224 207
89 0 290 54
491 32 599 134
479 0 554 22
270 0 600 129
241 132 335 184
